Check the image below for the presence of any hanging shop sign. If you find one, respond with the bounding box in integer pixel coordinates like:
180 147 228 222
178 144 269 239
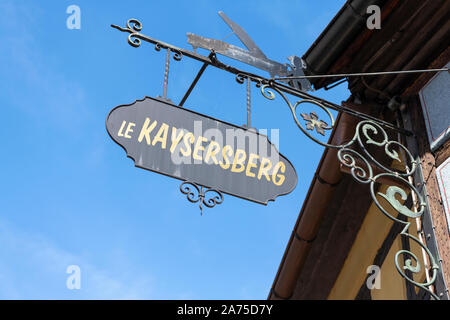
106 13 447 298
106 97 298 204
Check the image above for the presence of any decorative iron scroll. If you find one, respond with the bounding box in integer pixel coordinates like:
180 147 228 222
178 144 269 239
111 19 412 136
180 181 223 215
257 84 440 299
111 18 440 298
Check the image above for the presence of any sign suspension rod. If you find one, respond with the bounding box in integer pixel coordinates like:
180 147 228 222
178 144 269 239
179 59 210 107
246 76 251 128
273 67 450 81
163 49 170 100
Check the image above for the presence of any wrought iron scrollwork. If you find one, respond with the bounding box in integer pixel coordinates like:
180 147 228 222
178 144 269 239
126 19 143 48
111 18 439 298
260 84 336 147
180 181 224 215
116 19 183 101
259 82 440 298
370 176 439 299
119 19 184 62
235 73 263 87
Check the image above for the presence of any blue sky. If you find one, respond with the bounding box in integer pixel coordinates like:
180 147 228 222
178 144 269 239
0 0 348 299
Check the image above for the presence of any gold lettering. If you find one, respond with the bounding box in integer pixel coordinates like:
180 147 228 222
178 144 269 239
231 149 246 173
170 127 184 153
204 141 220 165
138 118 157 145
272 161 286 186
152 123 169 149
258 157 272 181
246 153 260 177
117 120 126 137
193 136 208 161
180 132 194 157
124 122 135 139
219 145 233 170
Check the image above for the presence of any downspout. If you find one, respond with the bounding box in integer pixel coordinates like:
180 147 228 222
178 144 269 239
269 110 360 299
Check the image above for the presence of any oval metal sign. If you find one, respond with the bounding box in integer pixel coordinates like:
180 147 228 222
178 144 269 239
106 97 297 204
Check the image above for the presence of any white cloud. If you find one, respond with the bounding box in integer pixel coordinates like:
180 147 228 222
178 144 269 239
0 0 90 135
0 219 154 299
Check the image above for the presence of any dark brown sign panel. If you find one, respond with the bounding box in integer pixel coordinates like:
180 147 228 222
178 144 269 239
106 97 297 204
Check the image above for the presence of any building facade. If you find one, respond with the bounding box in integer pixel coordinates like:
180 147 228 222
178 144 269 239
269 0 450 300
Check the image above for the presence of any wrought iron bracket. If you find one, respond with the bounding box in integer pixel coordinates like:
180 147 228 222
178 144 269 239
110 19 412 136
400 107 448 300
110 18 443 298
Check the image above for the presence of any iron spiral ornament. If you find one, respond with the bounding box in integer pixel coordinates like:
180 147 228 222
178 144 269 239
259 83 441 299
110 18 442 299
